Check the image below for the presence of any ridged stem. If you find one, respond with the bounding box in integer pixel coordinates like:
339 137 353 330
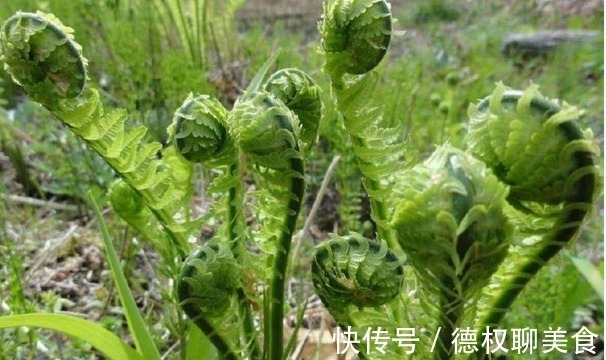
183 310 238 360
268 156 305 360
351 135 400 248
436 286 464 360
65 125 189 257
473 123 597 360
351 136 398 251
328 73 401 254
226 162 260 359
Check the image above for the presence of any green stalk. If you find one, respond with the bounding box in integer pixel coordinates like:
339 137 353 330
185 312 238 360
435 287 464 360
351 136 398 251
174 0 197 66
226 162 260 359
77 135 189 257
268 156 305 360
473 123 597 360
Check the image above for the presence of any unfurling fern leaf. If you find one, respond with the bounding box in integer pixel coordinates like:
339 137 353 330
468 83 599 204
264 68 322 152
0 12 198 255
391 145 511 359
320 0 403 252
169 90 260 358
229 90 301 170
169 93 236 166
229 86 307 360
320 0 392 80
312 233 403 311
465 85 601 356
177 243 241 360
0 11 87 107
312 233 404 358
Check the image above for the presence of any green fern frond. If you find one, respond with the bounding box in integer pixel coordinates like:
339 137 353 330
391 145 512 359
312 233 404 358
264 68 322 151
169 93 236 168
229 91 302 170
466 84 602 358
51 90 193 251
0 11 87 106
468 83 600 204
320 0 404 253
0 13 197 254
321 0 392 80
177 242 243 360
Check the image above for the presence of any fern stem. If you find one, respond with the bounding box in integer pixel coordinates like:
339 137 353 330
351 136 398 251
473 124 597 360
75 135 189 257
435 287 463 360
268 156 305 360
188 314 238 360
226 162 260 359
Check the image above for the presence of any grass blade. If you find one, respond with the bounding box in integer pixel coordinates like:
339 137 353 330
242 49 281 100
88 191 161 360
568 254 604 301
0 313 143 360
185 323 217 360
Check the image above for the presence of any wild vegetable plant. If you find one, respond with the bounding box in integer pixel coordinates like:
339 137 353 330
0 10 321 360
310 0 601 359
0 2 601 360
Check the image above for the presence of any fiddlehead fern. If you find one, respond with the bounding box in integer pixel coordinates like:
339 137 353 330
0 12 195 256
320 0 392 81
313 233 403 311
229 90 301 170
468 83 599 205
0 11 87 107
169 93 235 166
391 145 512 359
169 92 260 358
263 68 322 152
177 242 241 360
312 233 404 358
229 89 306 360
465 84 601 355
320 0 403 252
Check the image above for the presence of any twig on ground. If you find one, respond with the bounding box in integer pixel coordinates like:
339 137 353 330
1 194 80 212
292 155 340 260
26 224 79 279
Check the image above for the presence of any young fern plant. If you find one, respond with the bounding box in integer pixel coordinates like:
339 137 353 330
320 0 405 251
1 10 324 360
169 92 261 359
312 233 405 358
465 84 601 358
0 11 195 257
171 57 322 360
391 145 512 359
228 87 306 360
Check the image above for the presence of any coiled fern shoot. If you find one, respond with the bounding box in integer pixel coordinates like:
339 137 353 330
466 84 601 358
